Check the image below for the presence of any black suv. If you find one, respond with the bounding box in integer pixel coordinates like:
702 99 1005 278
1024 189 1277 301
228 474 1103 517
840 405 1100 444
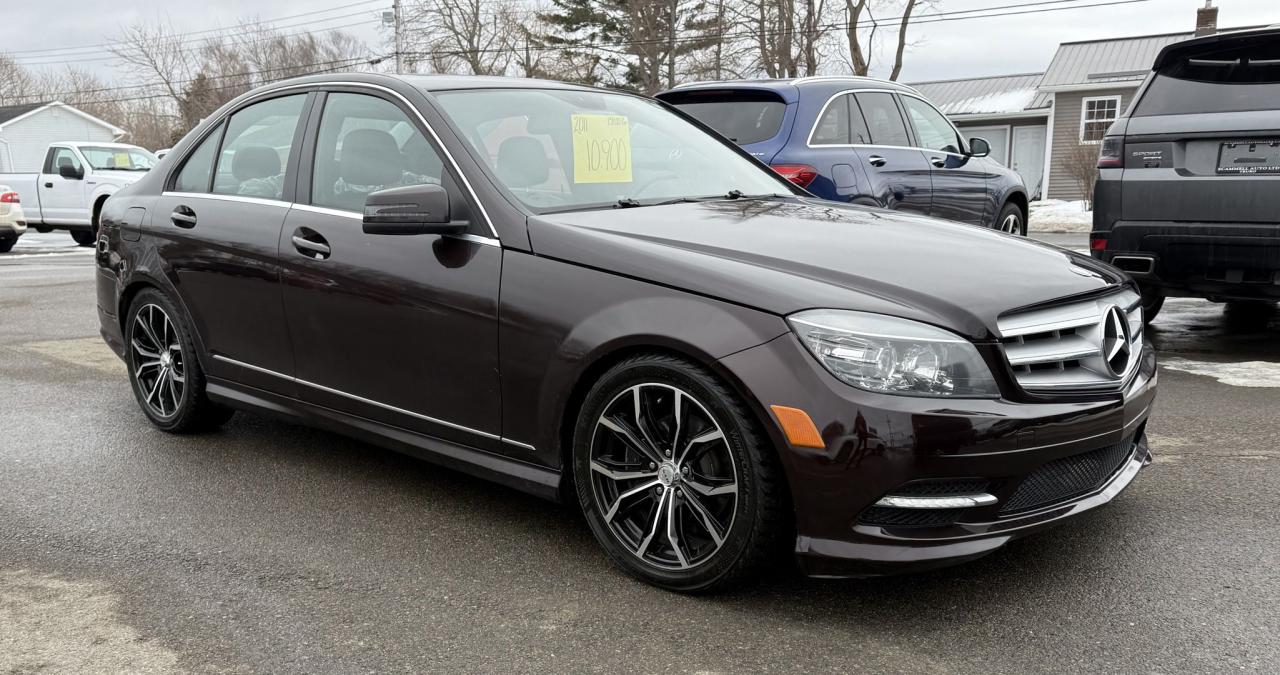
1092 27 1280 321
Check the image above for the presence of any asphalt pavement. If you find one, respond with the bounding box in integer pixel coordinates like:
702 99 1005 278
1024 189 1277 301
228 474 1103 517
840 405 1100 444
1 231 1278 674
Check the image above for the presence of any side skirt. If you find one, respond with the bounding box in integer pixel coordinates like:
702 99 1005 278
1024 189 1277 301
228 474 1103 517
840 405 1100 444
205 377 564 503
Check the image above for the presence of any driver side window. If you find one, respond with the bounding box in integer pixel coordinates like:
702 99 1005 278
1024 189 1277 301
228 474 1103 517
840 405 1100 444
311 93 446 213
902 96 963 155
47 147 82 174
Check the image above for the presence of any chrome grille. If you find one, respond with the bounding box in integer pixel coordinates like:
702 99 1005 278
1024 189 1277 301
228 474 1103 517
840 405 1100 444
997 289 1144 394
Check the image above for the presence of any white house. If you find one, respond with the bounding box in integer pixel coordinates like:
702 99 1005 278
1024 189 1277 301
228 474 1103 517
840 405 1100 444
0 101 127 173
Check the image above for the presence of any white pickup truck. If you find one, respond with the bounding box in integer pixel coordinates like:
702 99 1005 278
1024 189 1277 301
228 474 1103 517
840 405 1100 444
0 142 157 246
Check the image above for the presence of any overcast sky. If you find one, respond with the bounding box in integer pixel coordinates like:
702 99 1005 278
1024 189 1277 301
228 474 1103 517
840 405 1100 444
6 0 1278 87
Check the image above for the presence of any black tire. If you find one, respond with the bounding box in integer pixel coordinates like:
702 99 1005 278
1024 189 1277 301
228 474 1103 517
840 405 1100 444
35 226 52 233
994 202 1026 236
1140 288 1165 324
0 236 14 253
572 353 787 593
125 288 234 433
70 229 96 247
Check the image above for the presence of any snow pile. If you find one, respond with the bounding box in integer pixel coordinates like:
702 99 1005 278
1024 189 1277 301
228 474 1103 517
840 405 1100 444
946 88 1038 116
1029 199 1092 233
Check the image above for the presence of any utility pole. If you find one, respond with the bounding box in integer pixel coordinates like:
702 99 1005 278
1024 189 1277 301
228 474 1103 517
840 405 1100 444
394 0 403 74
385 0 403 73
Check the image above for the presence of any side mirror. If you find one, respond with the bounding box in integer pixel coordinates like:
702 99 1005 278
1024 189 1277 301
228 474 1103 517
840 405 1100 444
362 183 465 235
58 164 83 180
968 137 991 158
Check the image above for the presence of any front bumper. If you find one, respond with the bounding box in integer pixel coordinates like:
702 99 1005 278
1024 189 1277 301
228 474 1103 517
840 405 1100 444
717 331 1157 578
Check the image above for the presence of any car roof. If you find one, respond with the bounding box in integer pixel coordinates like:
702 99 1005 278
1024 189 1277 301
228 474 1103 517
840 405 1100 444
662 76 920 96
56 141 147 150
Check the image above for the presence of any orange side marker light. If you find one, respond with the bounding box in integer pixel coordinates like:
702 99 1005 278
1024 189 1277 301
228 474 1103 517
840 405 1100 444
769 405 826 449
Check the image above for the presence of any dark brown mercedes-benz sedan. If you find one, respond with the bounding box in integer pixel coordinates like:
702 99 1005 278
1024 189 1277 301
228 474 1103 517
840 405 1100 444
95 73 1156 592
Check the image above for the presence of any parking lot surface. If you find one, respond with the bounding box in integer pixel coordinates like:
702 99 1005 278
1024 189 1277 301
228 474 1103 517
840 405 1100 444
2 233 1278 673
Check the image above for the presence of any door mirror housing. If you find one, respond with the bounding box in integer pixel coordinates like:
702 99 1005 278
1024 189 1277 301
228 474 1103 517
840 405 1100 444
362 183 466 235
968 137 991 158
58 163 84 180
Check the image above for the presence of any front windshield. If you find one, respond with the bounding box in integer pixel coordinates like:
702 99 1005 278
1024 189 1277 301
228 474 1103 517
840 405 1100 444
431 88 795 213
79 146 157 171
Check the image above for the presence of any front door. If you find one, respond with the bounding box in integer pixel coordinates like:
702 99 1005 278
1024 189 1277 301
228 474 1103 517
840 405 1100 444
279 90 503 453
38 146 88 224
900 95 990 226
155 92 312 396
851 92 933 215
1012 125 1047 200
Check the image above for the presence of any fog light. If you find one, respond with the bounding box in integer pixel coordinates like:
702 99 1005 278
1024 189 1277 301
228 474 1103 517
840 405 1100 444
874 494 998 509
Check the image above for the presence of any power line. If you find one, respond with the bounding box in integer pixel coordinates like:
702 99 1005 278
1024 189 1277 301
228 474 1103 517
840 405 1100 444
397 0 1159 59
12 53 383 104
11 12 385 68
4 0 386 59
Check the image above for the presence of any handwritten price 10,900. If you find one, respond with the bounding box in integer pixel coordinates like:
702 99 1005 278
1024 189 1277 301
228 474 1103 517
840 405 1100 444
583 138 629 172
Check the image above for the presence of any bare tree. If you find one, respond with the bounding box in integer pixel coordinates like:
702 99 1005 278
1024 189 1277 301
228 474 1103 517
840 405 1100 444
844 0 931 80
735 0 831 78
0 54 42 103
1064 143 1101 209
401 0 523 75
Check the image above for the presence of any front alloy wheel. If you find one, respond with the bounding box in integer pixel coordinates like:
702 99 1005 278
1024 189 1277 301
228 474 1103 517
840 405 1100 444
573 354 786 593
589 383 738 571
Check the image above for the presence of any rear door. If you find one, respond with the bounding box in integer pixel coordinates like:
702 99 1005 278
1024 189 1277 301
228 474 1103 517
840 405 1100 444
38 146 89 224
656 88 793 164
899 94 991 226
1120 33 1280 225
154 92 311 397
851 92 932 215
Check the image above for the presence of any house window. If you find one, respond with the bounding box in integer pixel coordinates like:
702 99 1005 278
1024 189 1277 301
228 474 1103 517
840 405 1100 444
1079 96 1120 143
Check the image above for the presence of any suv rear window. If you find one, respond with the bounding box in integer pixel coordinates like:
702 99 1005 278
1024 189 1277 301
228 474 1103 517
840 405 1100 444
661 90 787 145
1134 33 1280 116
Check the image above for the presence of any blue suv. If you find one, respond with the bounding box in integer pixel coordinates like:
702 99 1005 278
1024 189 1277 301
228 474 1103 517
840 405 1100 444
657 77 1029 234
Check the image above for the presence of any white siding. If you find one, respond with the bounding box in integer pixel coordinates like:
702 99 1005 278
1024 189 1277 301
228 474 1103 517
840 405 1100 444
0 107 117 172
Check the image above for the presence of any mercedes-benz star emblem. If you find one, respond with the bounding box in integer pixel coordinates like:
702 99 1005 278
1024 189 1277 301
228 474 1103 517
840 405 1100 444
1101 305 1132 377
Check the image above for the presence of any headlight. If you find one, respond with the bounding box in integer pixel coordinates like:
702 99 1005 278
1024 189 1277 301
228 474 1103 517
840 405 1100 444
788 310 999 397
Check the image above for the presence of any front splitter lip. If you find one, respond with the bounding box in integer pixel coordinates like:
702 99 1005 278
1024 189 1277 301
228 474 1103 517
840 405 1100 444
795 436 1151 578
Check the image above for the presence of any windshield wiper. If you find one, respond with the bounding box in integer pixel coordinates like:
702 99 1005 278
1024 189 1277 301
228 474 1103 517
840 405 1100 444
613 198 643 209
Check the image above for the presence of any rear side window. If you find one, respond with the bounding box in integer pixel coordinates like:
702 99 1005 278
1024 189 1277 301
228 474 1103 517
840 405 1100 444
173 124 223 193
855 92 910 147
811 95 850 144
212 94 307 201
1134 34 1280 116
663 90 786 145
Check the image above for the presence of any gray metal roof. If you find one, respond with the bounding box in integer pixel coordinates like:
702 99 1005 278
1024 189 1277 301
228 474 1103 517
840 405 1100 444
0 102 48 125
1039 31 1192 88
908 73 1047 116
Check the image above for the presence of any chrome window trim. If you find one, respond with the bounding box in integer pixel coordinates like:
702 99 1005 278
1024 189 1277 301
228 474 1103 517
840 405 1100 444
806 88 969 158
168 80 500 240
210 354 532 450
288 203 500 247
162 191 291 208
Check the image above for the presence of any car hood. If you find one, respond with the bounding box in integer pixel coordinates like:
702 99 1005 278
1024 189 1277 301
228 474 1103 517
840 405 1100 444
527 198 1125 340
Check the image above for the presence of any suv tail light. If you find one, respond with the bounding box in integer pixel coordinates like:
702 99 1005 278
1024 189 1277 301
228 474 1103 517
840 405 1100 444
770 164 818 188
0 192 18 204
1089 234 1107 259
1097 136 1124 168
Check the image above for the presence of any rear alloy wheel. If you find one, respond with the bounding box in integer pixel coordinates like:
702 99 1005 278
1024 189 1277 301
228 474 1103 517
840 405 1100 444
126 289 233 432
995 202 1025 236
573 354 786 593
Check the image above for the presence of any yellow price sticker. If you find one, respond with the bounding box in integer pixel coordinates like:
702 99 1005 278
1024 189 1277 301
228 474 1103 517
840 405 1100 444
571 114 632 184
113 152 132 168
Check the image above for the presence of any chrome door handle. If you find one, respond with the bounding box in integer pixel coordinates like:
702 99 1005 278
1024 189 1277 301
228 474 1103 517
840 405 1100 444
867 155 887 167
291 234 331 259
930 157 946 168
171 206 197 228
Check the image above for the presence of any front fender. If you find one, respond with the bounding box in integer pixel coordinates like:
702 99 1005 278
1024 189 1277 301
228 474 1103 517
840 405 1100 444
498 250 789 468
